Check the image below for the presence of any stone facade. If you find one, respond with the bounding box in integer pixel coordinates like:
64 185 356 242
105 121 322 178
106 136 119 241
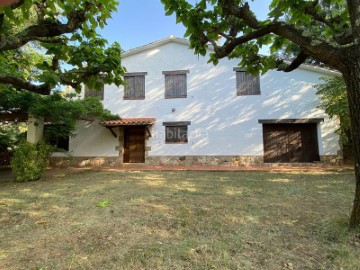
49 156 121 167
320 155 343 165
49 154 342 168
146 156 264 166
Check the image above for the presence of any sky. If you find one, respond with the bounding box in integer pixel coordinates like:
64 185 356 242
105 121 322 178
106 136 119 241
98 0 271 51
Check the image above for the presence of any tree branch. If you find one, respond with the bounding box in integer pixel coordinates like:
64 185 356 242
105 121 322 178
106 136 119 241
347 0 360 40
215 0 342 70
213 26 275 58
334 30 354 46
302 1 337 29
301 1 354 45
0 9 86 51
34 0 46 24
276 50 309 72
33 36 68 44
219 1 261 29
0 76 51 95
58 75 79 90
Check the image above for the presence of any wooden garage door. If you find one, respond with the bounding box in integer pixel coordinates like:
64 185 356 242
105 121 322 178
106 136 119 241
123 127 145 163
263 124 320 163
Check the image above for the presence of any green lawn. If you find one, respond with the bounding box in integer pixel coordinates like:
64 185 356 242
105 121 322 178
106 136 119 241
1 170 359 269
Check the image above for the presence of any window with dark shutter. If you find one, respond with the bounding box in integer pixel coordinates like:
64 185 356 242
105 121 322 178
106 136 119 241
163 70 189 98
124 72 147 100
44 124 69 151
84 85 104 100
163 121 191 143
233 68 260 95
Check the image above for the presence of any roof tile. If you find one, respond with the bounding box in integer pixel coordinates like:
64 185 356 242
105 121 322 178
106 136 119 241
101 118 156 126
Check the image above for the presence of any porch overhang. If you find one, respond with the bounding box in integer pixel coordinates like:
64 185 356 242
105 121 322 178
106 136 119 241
101 118 156 138
101 118 156 127
0 112 28 122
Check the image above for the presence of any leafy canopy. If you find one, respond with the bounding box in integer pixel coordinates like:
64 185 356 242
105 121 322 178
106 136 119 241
316 76 351 143
0 122 25 151
0 0 125 94
0 88 119 139
0 0 123 149
161 0 350 75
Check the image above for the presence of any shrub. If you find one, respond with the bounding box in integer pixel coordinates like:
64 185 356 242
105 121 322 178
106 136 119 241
11 141 53 182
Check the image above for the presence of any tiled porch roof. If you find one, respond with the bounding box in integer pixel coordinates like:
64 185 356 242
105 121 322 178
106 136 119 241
101 118 156 127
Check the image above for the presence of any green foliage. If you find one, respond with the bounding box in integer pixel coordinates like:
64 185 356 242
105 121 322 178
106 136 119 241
96 200 111 208
0 123 26 152
0 0 125 93
315 76 351 143
161 0 350 74
0 88 120 138
11 141 53 182
0 1 124 152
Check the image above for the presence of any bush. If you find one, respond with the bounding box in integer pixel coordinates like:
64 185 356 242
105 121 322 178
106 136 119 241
0 123 26 152
11 141 53 182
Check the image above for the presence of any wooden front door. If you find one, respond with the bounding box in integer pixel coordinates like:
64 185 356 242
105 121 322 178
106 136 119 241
263 124 320 163
123 126 145 163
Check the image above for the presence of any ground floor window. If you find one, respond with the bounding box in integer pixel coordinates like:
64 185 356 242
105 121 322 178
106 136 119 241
44 124 69 151
163 121 191 143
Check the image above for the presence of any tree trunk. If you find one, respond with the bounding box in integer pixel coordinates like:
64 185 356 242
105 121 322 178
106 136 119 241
342 60 360 228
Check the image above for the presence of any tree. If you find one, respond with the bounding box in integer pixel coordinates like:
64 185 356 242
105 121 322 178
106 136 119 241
0 122 25 152
162 0 360 228
0 0 123 179
0 0 125 95
315 76 351 145
0 88 119 139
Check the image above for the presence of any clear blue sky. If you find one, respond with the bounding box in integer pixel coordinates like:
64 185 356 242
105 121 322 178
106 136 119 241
99 0 271 51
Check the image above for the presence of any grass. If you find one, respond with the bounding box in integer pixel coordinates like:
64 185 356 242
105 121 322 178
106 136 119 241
0 169 360 269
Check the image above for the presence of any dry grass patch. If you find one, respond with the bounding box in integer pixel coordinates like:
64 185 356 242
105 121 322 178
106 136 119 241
0 170 359 269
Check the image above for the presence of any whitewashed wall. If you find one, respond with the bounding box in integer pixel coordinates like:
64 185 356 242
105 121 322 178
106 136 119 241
69 40 340 157
68 120 119 157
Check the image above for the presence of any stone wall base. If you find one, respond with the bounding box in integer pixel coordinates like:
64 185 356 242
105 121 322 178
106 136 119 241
146 156 264 166
320 155 343 165
146 155 342 166
49 156 121 167
49 155 342 168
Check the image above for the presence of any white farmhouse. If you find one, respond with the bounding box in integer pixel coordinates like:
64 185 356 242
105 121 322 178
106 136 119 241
51 36 342 167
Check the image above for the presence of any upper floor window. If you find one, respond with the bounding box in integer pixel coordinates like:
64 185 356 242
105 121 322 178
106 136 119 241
124 72 147 100
162 70 189 99
233 68 260 96
84 85 104 100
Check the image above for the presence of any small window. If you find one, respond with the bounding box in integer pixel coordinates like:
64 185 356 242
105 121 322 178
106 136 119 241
44 125 69 151
124 72 147 100
233 68 260 95
163 121 191 143
84 85 104 100
163 70 189 98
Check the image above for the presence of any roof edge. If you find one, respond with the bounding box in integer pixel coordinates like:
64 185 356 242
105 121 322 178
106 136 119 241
258 118 324 124
122 36 340 76
123 35 192 58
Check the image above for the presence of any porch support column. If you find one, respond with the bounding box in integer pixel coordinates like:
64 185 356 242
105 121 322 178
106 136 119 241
118 126 124 164
27 114 44 144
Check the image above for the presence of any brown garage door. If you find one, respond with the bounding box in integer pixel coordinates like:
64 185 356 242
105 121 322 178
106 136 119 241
123 126 145 163
263 123 320 163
